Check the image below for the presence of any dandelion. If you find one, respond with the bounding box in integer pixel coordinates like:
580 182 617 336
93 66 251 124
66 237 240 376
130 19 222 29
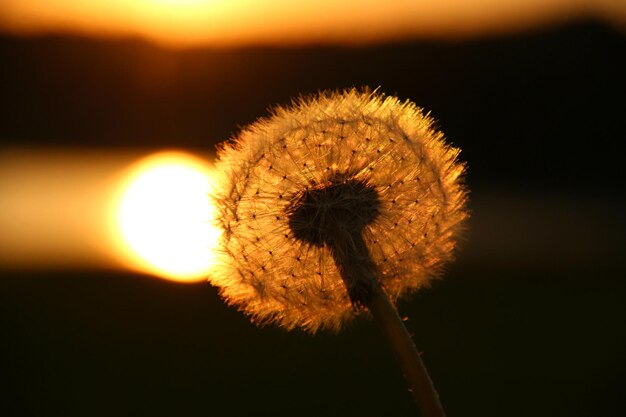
210 89 467 416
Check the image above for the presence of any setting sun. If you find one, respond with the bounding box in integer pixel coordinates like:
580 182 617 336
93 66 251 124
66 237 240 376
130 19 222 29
114 151 220 282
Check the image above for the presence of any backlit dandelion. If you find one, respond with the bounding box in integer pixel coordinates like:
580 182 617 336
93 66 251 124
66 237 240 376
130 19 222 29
211 89 466 330
210 89 467 416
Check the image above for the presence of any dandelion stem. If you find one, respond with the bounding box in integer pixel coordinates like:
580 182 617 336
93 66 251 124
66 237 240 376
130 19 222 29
368 286 446 417
329 229 446 417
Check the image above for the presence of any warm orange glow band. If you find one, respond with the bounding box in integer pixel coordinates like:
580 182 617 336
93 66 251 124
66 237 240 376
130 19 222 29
0 149 220 283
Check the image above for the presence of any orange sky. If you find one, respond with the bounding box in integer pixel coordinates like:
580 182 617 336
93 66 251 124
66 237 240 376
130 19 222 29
0 0 624 47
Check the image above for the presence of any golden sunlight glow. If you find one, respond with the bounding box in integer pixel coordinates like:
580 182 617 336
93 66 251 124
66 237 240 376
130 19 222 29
0 149 130 270
0 149 219 282
114 151 220 282
1 0 624 47
150 0 212 6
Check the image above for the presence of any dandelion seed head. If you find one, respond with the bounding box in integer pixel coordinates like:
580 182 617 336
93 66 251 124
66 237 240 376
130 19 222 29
210 89 468 333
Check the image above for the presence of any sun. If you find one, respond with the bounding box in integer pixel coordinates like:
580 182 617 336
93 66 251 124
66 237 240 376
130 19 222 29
114 151 220 282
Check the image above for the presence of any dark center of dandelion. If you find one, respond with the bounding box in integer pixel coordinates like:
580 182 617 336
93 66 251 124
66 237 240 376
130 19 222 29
286 174 381 247
287 174 381 308
285 173 382 308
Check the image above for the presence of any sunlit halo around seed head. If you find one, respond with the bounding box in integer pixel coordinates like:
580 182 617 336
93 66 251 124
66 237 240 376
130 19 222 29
210 89 468 332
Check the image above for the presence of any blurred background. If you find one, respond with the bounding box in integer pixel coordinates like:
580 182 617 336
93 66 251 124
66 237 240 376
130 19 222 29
1 1 625 416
